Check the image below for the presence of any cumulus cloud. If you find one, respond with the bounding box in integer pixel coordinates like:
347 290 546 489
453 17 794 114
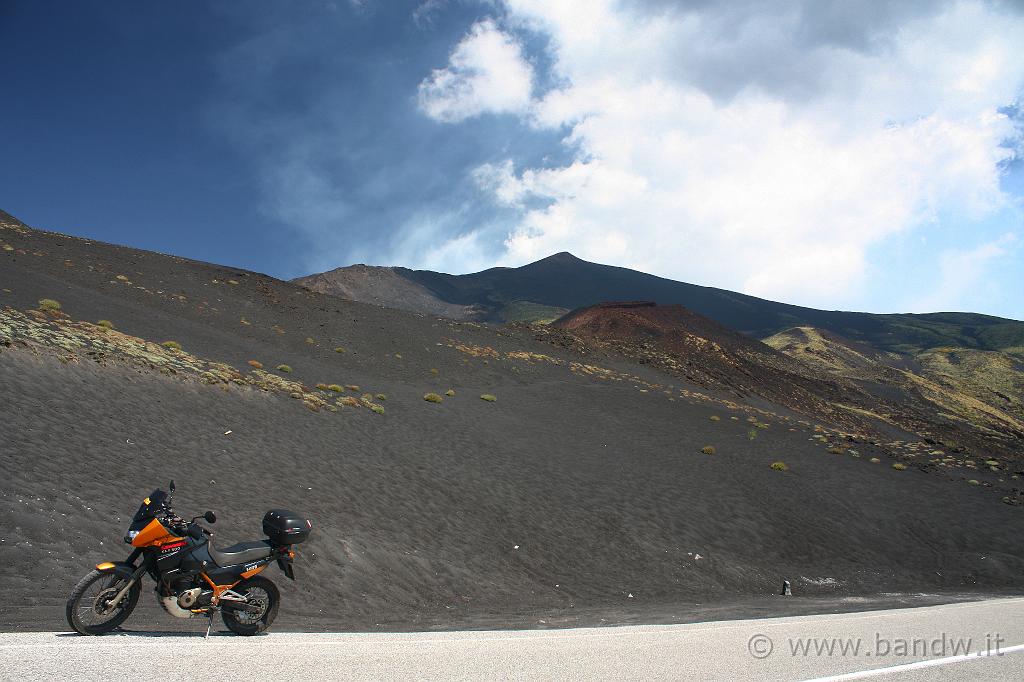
425 0 1024 308
418 18 534 122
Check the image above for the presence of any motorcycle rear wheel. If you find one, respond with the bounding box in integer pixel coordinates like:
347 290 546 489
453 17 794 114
221 575 280 635
66 568 141 635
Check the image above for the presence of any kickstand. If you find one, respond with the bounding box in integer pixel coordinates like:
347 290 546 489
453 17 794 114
205 610 215 639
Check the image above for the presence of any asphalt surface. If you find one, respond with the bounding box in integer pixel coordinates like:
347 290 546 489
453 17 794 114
1 598 1022 680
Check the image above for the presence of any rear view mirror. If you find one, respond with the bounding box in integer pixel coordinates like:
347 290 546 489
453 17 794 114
204 511 217 524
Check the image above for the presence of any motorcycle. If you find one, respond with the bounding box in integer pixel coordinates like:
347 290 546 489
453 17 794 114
65 481 312 636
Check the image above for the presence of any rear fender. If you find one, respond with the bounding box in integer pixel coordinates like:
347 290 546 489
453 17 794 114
276 551 296 581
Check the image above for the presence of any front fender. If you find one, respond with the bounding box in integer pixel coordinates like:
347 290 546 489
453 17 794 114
95 562 137 580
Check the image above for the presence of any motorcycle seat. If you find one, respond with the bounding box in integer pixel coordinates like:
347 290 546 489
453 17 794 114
208 539 274 567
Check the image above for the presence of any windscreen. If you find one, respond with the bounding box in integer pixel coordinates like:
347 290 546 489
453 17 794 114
131 488 167 523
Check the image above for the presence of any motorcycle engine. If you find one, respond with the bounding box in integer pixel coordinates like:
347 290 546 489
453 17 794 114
158 583 213 619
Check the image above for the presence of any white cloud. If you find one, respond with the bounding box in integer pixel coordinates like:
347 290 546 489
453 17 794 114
434 0 1024 308
418 18 534 123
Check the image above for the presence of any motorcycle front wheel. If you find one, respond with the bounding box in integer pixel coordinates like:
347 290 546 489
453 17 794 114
65 568 141 635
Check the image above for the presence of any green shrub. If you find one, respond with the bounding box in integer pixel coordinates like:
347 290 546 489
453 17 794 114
315 383 329 391
480 394 497 402
770 461 788 472
333 347 346 353
424 393 443 403
96 319 114 330
327 384 343 392
445 389 456 397
747 429 758 440
375 393 387 400
968 479 980 485
38 298 61 311
304 337 316 345
161 340 182 351
700 445 716 455
370 404 385 415
892 462 907 471
430 368 439 375
709 415 720 422
985 459 1000 467
276 364 293 373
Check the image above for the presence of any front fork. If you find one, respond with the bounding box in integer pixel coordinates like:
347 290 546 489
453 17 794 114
95 548 145 607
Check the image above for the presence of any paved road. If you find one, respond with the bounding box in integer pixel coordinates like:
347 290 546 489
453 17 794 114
1 598 1022 681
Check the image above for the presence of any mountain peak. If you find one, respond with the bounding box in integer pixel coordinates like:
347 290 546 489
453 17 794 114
529 251 584 266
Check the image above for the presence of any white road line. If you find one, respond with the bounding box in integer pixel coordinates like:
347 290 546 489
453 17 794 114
803 643 1024 681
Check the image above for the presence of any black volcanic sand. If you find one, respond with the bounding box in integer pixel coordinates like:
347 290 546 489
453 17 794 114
1 223 1023 633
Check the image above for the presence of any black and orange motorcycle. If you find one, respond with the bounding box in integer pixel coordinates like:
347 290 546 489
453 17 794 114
65 481 311 636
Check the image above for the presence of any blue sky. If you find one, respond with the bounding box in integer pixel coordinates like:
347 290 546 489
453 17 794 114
2 1 1022 319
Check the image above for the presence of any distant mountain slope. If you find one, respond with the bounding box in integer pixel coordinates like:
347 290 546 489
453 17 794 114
765 326 1024 424
551 303 1024 458
296 264 480 320
298 252 1024 354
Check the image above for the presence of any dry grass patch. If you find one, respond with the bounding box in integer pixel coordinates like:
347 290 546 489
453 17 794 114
892 462 907 471
247 360 263 369
700 445 716 455
445 389 456 397
424 393 443 403
96 320 114 330
480 394 497 402
327 384 343 392
709 415 720 421
38 299 61 312
276 364 293 373
770 461 789 471
161 340 182 351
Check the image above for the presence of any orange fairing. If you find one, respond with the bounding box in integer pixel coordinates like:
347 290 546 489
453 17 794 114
131 517 179 547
